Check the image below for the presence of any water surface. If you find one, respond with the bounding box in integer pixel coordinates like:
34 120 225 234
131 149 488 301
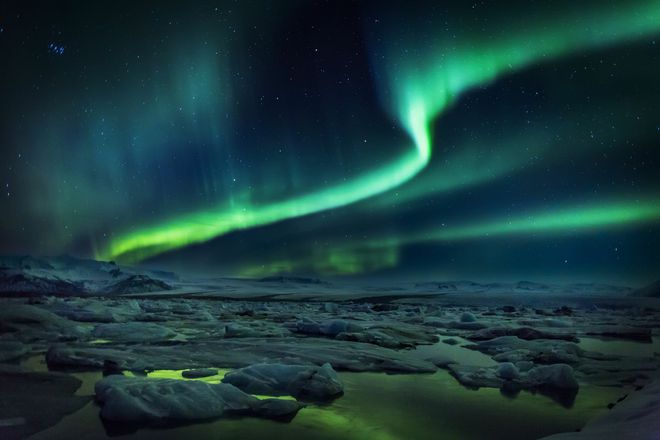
28 366 623 440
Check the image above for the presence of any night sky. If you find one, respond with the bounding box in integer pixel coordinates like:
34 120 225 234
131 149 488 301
1 1 659 284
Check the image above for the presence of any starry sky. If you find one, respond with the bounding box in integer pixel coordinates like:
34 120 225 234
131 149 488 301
1 0 659 284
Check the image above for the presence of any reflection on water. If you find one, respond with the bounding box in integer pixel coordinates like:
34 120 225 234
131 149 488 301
28 367 623 440
125 368 230 383
90 339 113 345
20 336 635 440
20 354 49 373
578 337 660 357
410 335 497 367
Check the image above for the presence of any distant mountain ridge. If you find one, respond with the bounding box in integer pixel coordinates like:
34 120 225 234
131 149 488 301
257 276 329 285
0 255 175 295
413 280 632 296
0 254 642 297
629 280 660 298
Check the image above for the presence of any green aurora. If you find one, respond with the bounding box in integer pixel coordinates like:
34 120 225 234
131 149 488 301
99 1 660 265
239 199 660 277
1 1 658 281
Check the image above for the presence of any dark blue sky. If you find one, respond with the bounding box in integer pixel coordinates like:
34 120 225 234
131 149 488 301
1 1 659 284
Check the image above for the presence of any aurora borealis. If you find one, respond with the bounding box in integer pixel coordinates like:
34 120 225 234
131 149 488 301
1 1 659 283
